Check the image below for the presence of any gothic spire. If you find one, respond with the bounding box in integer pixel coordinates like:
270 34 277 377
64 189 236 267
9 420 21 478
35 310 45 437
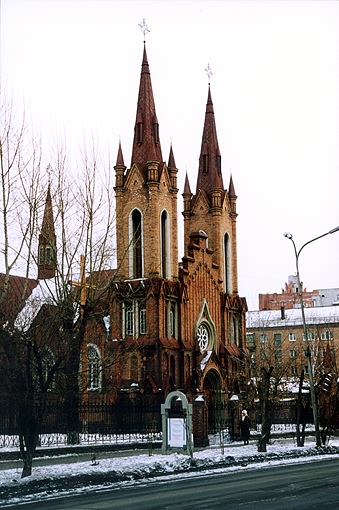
38 184 56 280
228 173 236 197
116 140 125 167
195 85 223 200
130 43 163 174
183 172 192 195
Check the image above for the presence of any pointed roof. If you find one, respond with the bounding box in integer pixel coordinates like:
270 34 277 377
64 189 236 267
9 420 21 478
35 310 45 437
228 174 237 197
168 144 176 168
116 140 125 167
195 85 224 199
183 172 192 195
130 43 163 173
40 184 55 244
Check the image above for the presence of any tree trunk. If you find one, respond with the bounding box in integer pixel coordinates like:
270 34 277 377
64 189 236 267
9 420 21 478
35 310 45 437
21 449 34 478
63 312 87 445
296 369 306 446
257 367 274 453
19 413 39 478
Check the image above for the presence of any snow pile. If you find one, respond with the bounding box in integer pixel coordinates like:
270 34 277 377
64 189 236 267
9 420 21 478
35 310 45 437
1 438 339 506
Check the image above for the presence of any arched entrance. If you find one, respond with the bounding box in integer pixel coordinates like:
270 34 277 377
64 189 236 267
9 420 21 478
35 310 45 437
203 369 225 434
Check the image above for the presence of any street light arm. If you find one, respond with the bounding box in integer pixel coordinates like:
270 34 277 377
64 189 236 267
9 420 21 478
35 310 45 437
282 225 339 448
297 225 339 258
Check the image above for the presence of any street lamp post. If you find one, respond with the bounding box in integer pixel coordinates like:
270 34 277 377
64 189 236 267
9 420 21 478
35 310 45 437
284 226 339 447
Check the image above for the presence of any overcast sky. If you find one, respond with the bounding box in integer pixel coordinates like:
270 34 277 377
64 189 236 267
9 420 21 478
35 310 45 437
1 0 339 310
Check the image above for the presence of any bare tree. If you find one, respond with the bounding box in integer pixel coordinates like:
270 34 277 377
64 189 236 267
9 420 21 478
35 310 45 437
0 94 122 476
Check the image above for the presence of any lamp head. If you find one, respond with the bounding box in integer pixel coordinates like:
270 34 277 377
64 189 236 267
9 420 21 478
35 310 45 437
284 232 293 240
329 225 339 234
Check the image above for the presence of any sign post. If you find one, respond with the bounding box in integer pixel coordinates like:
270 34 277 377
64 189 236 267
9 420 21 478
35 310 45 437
161 391 193 458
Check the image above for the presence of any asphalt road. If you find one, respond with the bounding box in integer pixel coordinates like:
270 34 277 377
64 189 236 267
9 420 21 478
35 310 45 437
5 457 339 510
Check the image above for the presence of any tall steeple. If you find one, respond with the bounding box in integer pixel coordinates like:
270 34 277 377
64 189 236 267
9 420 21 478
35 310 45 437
195 85 223 201
182 83 239 294
130 43 163 176
38 184 56 280
114 37 179 280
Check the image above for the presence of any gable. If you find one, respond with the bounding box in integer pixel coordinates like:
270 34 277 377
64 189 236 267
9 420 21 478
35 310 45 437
158 163 172 191
124 163 146 191
191 189 210 214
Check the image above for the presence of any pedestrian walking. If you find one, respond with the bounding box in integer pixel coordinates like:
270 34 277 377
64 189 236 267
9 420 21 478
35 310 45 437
240 409 251 445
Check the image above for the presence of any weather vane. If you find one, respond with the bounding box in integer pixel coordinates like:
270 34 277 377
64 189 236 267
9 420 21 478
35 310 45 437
205 63 213 84
139 18 150 42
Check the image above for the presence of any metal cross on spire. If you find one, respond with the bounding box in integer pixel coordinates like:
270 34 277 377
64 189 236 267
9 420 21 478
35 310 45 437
205 63 213 84
139 18 150 42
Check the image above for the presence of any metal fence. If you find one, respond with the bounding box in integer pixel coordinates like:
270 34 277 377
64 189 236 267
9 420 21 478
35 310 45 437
0 398 163 437
0 397 314 447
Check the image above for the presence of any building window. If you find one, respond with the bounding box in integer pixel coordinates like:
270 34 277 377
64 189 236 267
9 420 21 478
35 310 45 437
260 350 268 360
34 347 55 391
137 122 143 143
167 302 177 338
260 333 267 343
289 332 296 342
246 333 256 349
216 154 221 174
291 366 297 376
224 233 232 294
125 304 134 335
274 333 282 348
230 313 239 346
139 305 146 334
161 210 169 278
38 246 44 265
303 331 315 341
131 209 143 278
153 119 159 144
202 154 209 173
321 330 333 340
87 345 101 391
169 305 175 336
45 246 52 265
290 349 297 358
275 350 282 361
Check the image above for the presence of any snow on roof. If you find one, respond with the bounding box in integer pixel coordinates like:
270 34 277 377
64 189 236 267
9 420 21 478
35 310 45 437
247 305 339 329
14 279 58 331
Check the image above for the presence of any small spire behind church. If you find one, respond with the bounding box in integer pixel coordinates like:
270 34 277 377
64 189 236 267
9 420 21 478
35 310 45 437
38 183 56 280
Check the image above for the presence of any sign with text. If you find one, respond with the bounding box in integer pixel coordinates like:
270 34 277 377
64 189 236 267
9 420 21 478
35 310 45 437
168 418 186 448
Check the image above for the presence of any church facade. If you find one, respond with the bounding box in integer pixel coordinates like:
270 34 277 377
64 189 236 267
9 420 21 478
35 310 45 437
82 42 248 434
0 41 248 440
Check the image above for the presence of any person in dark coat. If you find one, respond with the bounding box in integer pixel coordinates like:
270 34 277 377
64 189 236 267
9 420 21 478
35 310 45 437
240 409 251 445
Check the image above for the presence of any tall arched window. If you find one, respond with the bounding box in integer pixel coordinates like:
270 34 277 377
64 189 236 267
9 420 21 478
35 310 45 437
87 345 102 391
139 304 146 334
224 233 232 293
131 209 143 278
34 346 55 390
167 301 177 338
161 210 169 278
125 304 134 336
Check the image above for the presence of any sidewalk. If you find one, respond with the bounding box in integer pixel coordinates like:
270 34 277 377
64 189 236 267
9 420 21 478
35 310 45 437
0 434 315 472
1 436 338 507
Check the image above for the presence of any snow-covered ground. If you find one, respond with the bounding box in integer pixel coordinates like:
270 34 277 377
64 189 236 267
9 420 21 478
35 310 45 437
1 436 339 507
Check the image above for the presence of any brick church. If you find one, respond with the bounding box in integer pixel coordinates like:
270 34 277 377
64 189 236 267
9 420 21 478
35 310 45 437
84 41 248 430
0 40 248 437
